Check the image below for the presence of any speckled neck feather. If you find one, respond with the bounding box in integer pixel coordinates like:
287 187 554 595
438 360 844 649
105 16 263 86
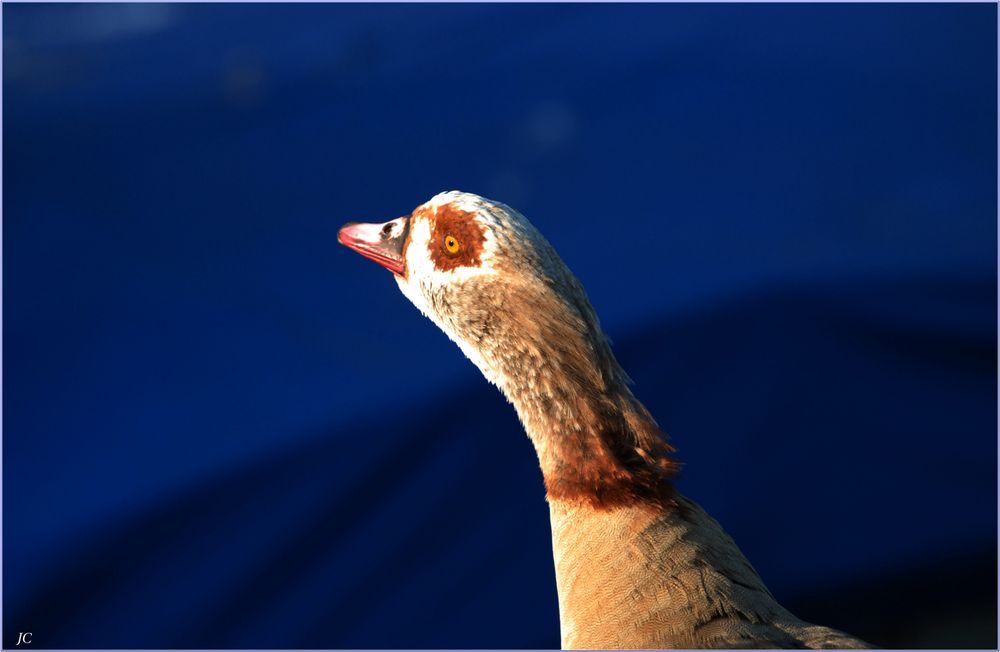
492 282 679 510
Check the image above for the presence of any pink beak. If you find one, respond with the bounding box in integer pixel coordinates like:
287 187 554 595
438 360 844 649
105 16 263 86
337 216 410 276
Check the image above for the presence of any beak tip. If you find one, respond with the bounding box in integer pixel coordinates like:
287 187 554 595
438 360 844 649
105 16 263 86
336 222 355 245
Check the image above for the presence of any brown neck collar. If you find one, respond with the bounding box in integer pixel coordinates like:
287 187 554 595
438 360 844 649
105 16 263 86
518 382 679 511
487 288 680 510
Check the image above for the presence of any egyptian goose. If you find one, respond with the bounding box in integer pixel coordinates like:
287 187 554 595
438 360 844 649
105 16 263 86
338 191 871 649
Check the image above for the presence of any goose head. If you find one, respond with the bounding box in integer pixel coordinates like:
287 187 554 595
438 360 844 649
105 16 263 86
338 190 613 392
338 190 677 507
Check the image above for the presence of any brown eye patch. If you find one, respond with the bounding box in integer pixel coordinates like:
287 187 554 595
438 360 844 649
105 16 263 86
428 203 486 272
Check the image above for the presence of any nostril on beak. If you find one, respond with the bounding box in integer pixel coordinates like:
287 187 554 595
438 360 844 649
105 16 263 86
381 222 394 238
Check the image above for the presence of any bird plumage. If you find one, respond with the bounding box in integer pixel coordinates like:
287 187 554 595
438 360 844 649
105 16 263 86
338 191 872 649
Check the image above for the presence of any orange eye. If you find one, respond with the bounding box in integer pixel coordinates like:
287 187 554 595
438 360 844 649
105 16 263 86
444 235 460 254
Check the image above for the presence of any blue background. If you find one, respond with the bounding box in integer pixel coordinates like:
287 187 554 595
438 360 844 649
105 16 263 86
3 3 997 648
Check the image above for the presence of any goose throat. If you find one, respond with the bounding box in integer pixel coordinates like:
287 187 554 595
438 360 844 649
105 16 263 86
462 286 680 511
